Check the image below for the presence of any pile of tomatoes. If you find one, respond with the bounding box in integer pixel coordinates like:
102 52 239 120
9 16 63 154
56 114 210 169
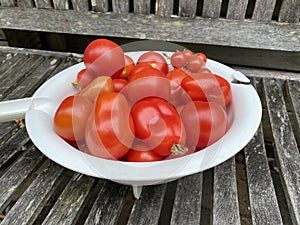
53 39 231 162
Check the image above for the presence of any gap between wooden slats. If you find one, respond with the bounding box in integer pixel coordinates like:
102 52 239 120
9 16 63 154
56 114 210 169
252 0 277 21
91 0 109 12
127 184 167 224
156 0 173 17
41 173 95 225
134 0 151 14
226 0 248 20
178 0 197 18
244 124 283 224
0 146 45 213
170 173 202 224
213 157 240 225
263 78 300 225
202 0 222 19
1 162 64 225
278 0 300 23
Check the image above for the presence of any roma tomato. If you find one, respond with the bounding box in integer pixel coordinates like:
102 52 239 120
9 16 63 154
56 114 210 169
85 92 135 159
131 97 186 157
125 142 162 162
112 78 128 92
181 73 232 106
78 76 114 102
180 101 228 150
119 55 135 79
137 51 169 74
54 96 93 142
124 67 171 103
83 39 125 78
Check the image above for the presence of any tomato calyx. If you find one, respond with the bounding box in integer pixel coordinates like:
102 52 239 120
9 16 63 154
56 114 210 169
170 144 189 156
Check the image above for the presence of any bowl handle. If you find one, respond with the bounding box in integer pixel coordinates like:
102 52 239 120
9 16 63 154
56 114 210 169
0 97 34 122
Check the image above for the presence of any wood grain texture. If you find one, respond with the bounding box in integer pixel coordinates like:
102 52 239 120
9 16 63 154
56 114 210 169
71 0 89 11
252 0 277 21
244 125 283 224
178 0 197 18
170 173 202 224
156 0 173 17
279 0 300 23
227 0 248 20
213 157 240 225
134 0 151 14
1 162 64 225
263 78 300 225
53 0 69 9
17 0 33 7
84 181 128 225
112 0 129 13
0 7 299 52
0 0 14 6
33 0 52 9
0 146 45 212
41 173 96 225
127 184 167 224
202 0 222 18
92 0 109 12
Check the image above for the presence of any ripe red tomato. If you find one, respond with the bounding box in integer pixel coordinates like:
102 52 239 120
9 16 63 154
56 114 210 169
181 73 232 106
194 52 207 65
119 55 135 79
180 101 228 150
125 142 162 162
85 92 135 159
112 78 128 92
83 39 125 78
137 51 169 74
131 97 186 157
75 68 96 89
128 63 153 81
54 96 93 141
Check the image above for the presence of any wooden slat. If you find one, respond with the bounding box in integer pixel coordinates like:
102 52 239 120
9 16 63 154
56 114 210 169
133 0 151 14
286 80 300 139
1 162 64 225
226 0 248 20
252 0 277 22
91 0 109 12
112 0 129 13
202 0 222 18
84 181 128 225
279 0 300 23
263 78 300 225
170 173 202 224
156 0 173 17
244 125 283 224
71 0 89 11
0 7 299 52
178 0 197 18
213 157 240 224
41 173 96 225
53 0 69 9
17 0 33 7
33 0 52 9
0 146 45 212
0 0 14 6
127 184 167 224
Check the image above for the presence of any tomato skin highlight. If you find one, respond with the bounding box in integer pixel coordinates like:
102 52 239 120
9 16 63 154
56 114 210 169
85 92 135 159
119 55 135 79
180 101 228 150
131 97 186 157
54 96 93 142
83 39 125 78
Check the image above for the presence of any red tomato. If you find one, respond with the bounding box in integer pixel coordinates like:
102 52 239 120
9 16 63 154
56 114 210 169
131 97 186 157
186 55 204 73
83 39 125 78
125 142 162 162
75 68 96 89
137 51 169 74
181 73 232 106
120 55 135 79
180 101 228 150
112 78 128 92
125 67 171 103
128 63 153 81
194 52 207 65
85 92 135 159
54 96 93 141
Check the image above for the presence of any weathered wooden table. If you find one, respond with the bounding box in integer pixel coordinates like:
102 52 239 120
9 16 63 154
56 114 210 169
0 46 299 225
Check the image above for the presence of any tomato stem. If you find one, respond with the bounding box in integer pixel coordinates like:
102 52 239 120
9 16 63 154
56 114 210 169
71 81 81 91
170 144 188 156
